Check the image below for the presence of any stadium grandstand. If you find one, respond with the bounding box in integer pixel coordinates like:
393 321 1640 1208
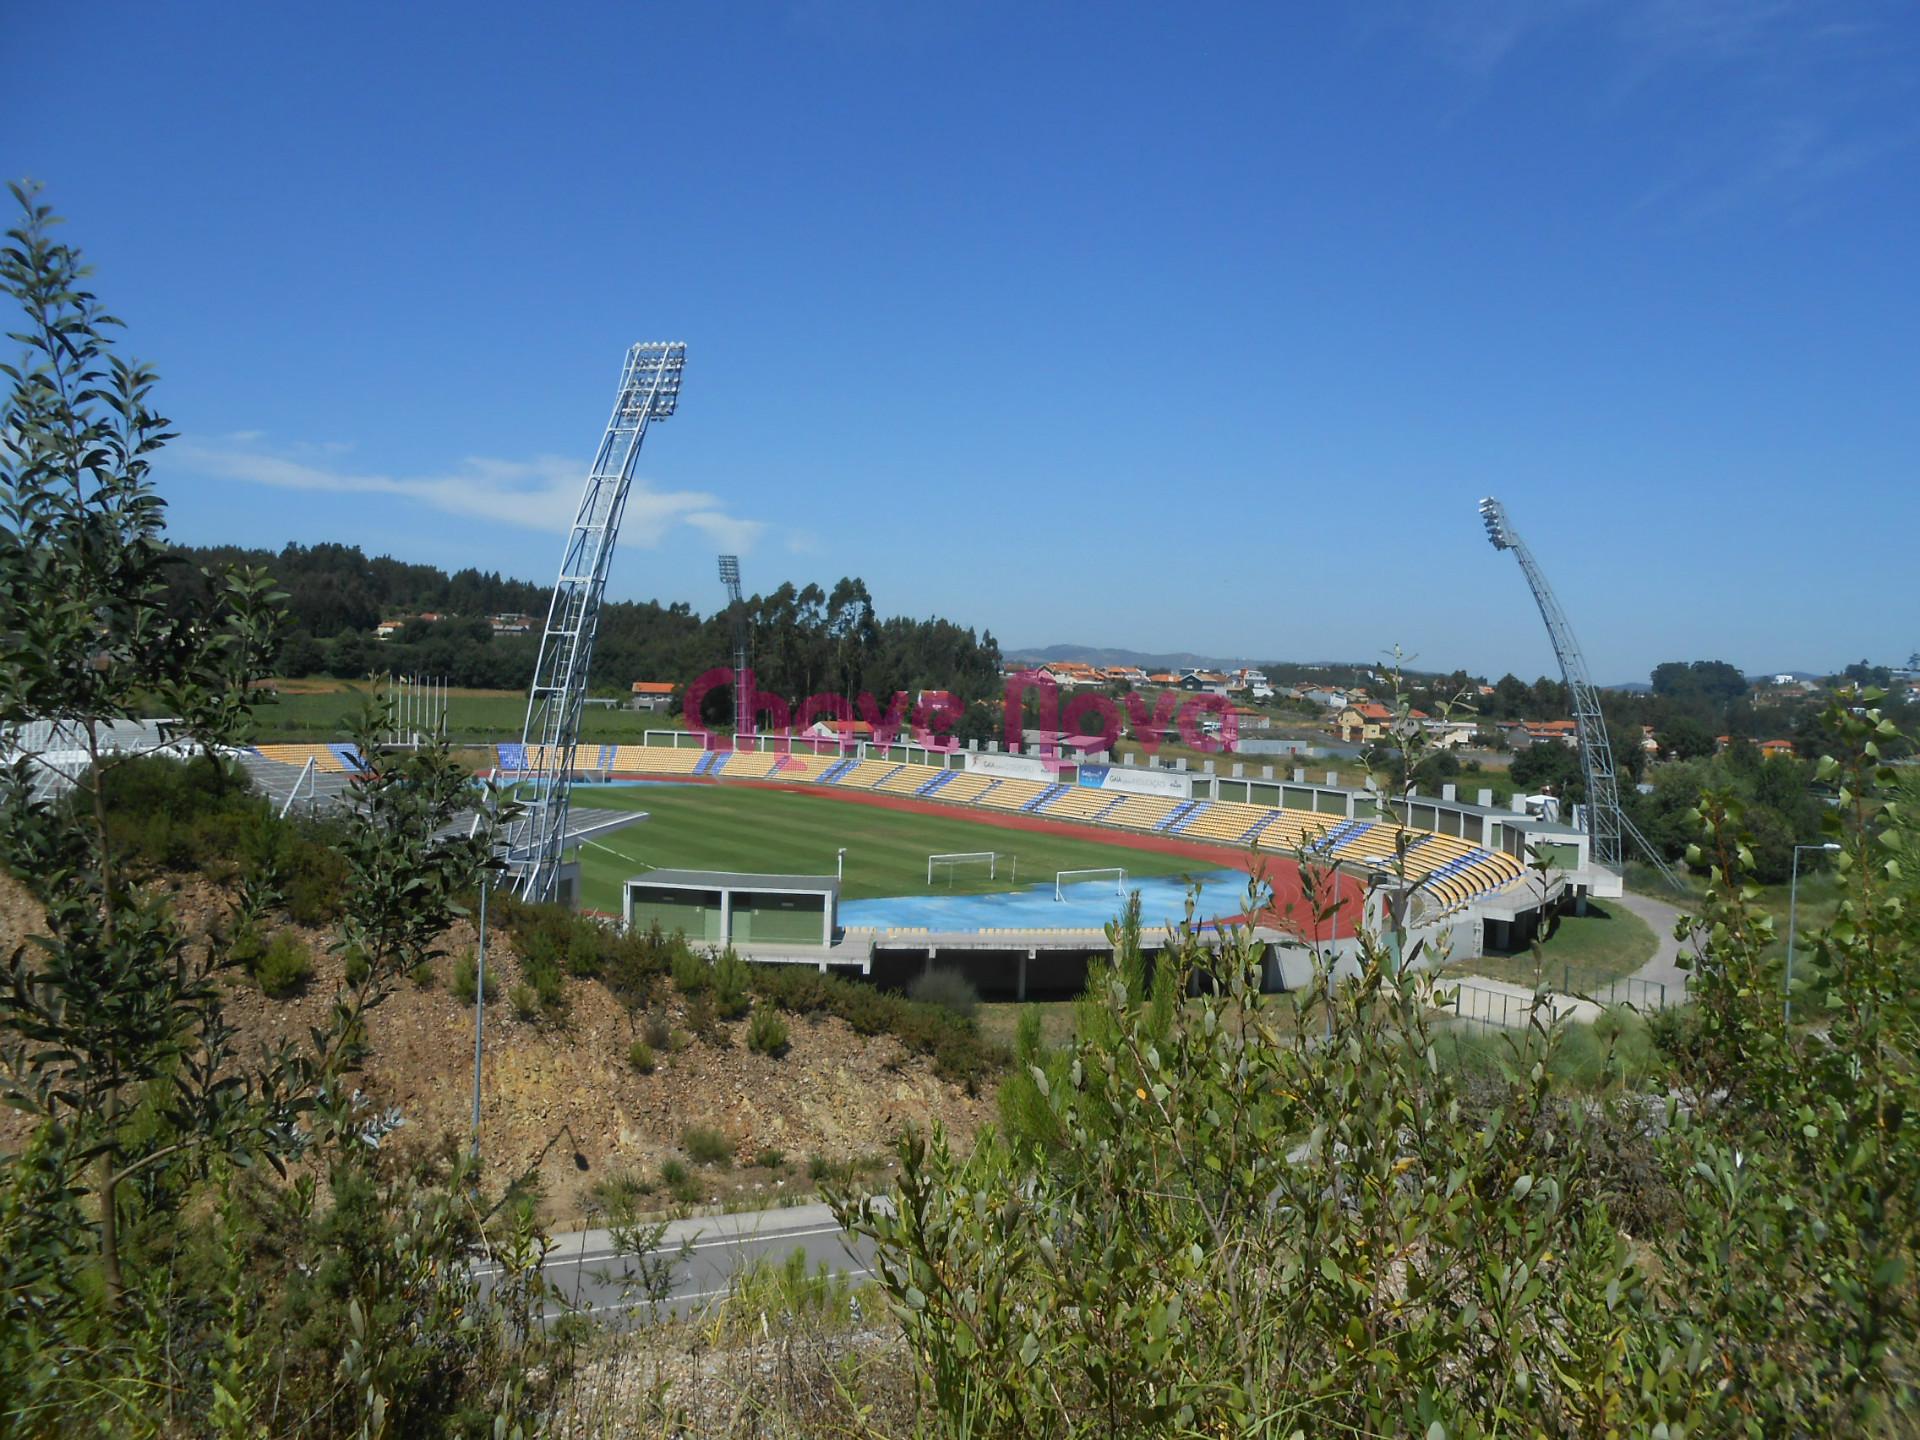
481 735 1564 937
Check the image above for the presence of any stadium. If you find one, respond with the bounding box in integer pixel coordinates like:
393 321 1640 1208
237 721 1602 1001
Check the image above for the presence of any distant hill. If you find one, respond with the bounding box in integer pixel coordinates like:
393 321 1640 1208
1006 643 1444 681
1003 644 1254 672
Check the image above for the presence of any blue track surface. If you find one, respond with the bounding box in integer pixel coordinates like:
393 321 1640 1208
839 868 1257 932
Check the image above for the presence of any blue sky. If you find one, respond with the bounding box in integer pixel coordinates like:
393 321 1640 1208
7 2 1916 682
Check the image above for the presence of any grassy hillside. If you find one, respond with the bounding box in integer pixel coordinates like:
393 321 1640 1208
249 678 683 742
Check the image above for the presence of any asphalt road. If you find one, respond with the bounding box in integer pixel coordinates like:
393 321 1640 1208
476 1202 878 1325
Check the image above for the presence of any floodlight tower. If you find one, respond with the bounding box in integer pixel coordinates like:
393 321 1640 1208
716 555 752 742
504 342 687 903
1478 497 1682 890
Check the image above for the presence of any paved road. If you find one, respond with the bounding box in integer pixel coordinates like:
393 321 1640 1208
476 1202 877 1325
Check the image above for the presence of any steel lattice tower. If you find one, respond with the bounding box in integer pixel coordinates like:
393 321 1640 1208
718 555 751 741
1479 497 1681 889
504 342 686 902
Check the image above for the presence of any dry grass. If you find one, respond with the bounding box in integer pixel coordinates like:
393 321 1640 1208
549 1318 917 1438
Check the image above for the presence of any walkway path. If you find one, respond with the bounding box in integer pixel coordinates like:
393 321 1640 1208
1613 888 1693 1006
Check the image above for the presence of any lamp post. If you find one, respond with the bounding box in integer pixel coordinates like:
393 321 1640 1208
1786 842 1841 1024
836 847 847 881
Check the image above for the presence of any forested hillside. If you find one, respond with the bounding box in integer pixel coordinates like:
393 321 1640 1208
164 543 1004 708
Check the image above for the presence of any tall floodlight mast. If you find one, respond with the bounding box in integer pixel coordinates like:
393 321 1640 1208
717 555 751 742
1478 497 1682 890
504 342 687 902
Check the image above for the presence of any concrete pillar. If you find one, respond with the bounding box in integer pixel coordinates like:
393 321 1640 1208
1203 760 1215 774
1294 767 1307 783
1325 771 1338 786
1478 788 1493 807
1442 783 1456 802
1232 763 1243 777
1510 795 1528 813
1262 765 1274 779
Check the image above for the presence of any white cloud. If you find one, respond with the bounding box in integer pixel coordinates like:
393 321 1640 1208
176 440 765 551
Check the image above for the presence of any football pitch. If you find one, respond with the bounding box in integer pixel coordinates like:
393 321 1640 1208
566 782 1211 914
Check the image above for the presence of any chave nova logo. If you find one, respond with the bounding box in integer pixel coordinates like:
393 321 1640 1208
680 668 1238 756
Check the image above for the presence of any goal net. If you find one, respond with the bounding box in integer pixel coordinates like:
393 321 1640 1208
1055 867 1126 901
927 851 998 886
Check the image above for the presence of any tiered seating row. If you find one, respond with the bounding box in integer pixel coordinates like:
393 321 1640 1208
255 743 353 773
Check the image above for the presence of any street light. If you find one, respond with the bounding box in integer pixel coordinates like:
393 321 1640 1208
1786 842 1841 1024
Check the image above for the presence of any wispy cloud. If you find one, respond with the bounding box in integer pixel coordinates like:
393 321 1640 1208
1414 0 1912 219
175 440 767 551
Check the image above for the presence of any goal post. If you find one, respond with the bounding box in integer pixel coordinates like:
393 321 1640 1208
1055 867 1126 901
927 851 997 886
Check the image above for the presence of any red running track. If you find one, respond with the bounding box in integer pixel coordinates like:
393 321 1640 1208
608 774 1363 941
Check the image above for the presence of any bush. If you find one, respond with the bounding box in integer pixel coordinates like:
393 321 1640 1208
684 990 717 1041
342 945 371 986
627 1040 656 1074
509 983 540 1020
712 948 751 1019
670 942 711 995
683 1126 732 1167
642 1011 671 1049
744 963 1006 1084
253 931 313 998
450 948 488 1005
753 1147 786 1171
747 1007 790 1057
909 968 980 1020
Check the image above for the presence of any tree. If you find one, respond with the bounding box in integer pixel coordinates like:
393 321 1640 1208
1651 659 1748 708
1509 739 1582 800
0 186 548 1436
0 183 287 1305
1661 714 1719 761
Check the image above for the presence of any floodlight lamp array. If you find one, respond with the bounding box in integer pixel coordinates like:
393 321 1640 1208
1479 497 1513 551
718 555 740 587
619 341 686 422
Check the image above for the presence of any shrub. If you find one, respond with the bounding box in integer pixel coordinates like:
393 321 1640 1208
660 1157 700 1204
509 983 540 1020
753 1147 786 1171
627 1040 656 1074
747 1007 790 1057
342 945 371 986
642 1011 671 1049
745 961 1007 1082
409 959 436 988
684 990 717 1041
254 931 313 998
909 968 980 1020
670 942 711 995
683 1126 732 1167
450 948 488 1005
712 948 752 1019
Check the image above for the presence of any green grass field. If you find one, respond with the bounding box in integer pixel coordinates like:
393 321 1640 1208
250 679 678 743
565 783 1206 913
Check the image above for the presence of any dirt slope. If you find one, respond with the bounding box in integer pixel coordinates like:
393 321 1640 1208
0 877 993 1222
